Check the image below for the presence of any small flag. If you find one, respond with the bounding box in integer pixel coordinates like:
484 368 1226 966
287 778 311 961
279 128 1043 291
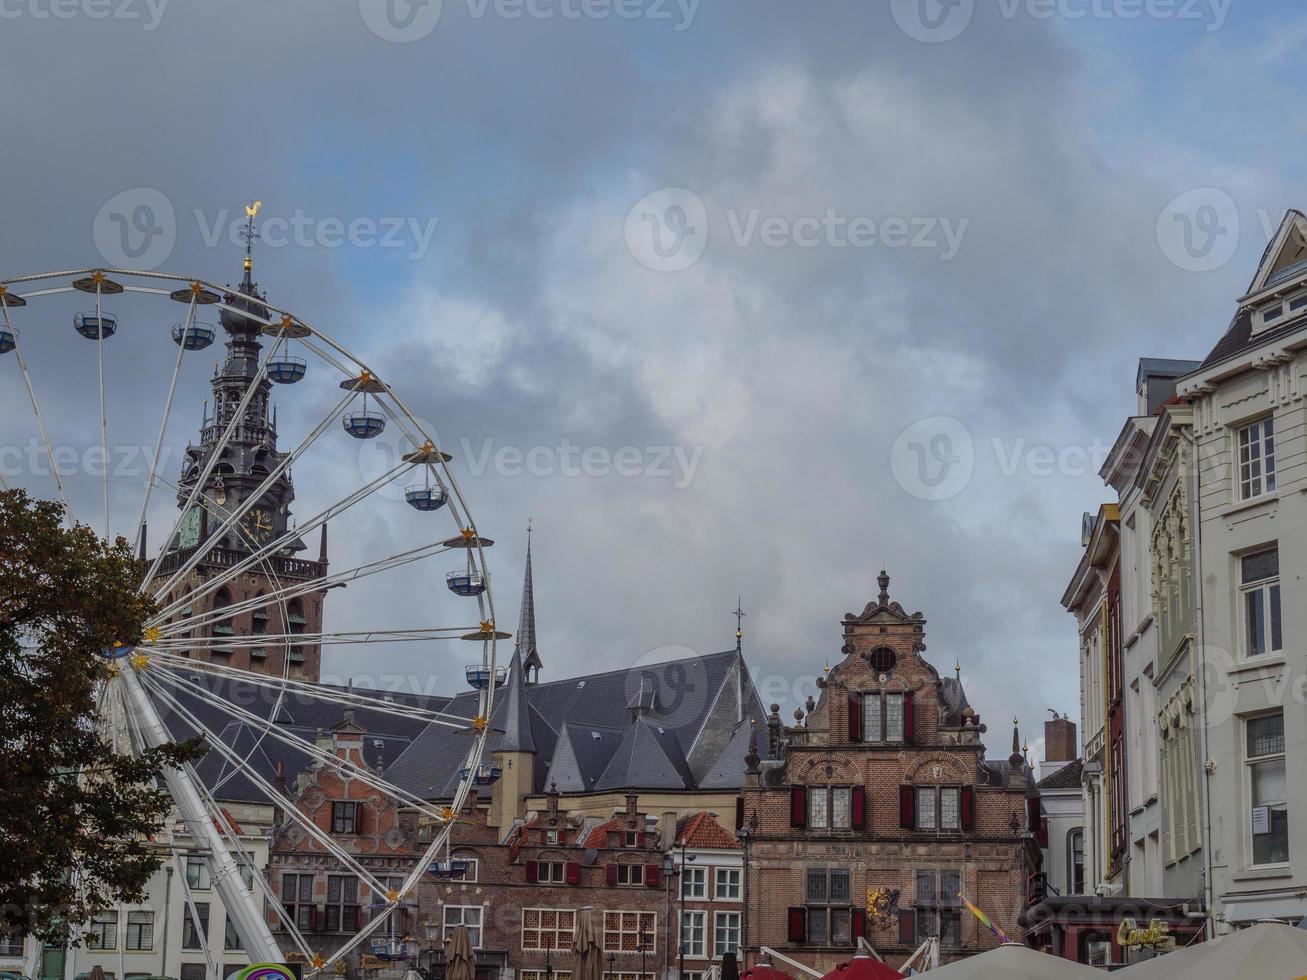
959 893 1012 945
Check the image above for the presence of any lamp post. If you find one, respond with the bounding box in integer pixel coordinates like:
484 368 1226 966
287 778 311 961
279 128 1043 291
545 937 554 980
606 951 616 980
639 928 649 980
677 840 691 980
422 920 446 980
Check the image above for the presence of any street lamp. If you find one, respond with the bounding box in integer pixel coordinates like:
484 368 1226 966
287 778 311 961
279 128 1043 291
422 920 446 980
639 928 650 980
545 936 554 980
606 951 616 980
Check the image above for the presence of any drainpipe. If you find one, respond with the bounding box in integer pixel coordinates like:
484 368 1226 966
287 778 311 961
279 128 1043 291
1182 426 1215 935
161 865 173 976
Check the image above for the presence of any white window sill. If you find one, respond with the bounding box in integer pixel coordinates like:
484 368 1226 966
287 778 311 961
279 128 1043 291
1232 864 1293 882
1221 493 1279 519
1227 655 1287 678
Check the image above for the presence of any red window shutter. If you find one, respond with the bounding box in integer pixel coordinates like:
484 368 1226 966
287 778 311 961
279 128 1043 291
645 864 661 888
903 692 915 745
961 786 976 831
897 909 916 946
1038 816 1050 849
787 907 806 944
606 863 619 887
790 785 808 828
850 909 866 942
735 796 745 831
1027 797 1040 834
353 801 365 834
636 832 646 848
899 785 915 830
525 860 539 884
848 692 862 742
565 861 580 885
851 785 867 830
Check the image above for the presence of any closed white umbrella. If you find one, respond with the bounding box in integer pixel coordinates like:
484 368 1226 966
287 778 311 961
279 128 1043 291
922 943 1101 979
1118 922 1307 979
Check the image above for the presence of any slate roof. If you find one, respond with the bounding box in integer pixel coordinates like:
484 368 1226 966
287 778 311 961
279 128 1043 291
495 646 536 753
386 648 767 801
1037 758 1084 791
153 671 448 803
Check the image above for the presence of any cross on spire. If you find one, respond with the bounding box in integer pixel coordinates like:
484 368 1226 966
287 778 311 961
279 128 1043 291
733 597 746 650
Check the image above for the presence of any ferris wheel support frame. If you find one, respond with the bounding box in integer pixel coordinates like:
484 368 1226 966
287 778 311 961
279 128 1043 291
119 660 283 962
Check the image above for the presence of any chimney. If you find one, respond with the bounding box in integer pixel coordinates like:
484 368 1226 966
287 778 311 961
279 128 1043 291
1044 714 1078 763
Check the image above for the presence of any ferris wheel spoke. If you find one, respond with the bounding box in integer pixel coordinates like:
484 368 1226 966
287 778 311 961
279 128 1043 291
140 673 393 895
149 665 455 818
133 294 198 555
148 626 470 652
95 280 110 540
150 456 411 621
140 329 289 591
149 385 359 600
147 650 478 729
158 537 455 637
1 297 73 519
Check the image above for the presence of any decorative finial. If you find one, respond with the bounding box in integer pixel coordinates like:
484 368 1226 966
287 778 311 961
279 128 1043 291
1009 717 1023 768
241 200 262 280
745 719 760 773
733 597 745 650
955 659 962 677
877 569 890 605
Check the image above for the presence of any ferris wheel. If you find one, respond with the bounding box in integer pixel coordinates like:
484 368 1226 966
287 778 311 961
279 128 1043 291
0 262 506 974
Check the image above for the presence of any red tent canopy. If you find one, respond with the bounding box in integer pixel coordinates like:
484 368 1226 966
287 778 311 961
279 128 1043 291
741 967 797 980
818 954 903 980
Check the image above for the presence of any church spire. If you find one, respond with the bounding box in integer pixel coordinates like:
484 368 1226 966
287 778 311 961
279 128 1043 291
515 520 542 684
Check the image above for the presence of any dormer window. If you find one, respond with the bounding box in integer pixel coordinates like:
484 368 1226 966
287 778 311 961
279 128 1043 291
1254 290 1307 334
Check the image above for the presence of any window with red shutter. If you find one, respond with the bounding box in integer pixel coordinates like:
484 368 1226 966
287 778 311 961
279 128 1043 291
851 785 867 830
787 907 806 944
525 860 539 884
790 785 808 828
353 801 365 835
565 861 580 885
606 864 619 887
848 692 862 743
899 785 915 830
735 796 744 831
850 909 866 941
903 692 915 745
645 864 661 887
960 786 975 831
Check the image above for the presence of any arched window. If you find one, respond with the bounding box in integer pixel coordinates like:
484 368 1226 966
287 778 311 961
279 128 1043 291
1067 827 1085 894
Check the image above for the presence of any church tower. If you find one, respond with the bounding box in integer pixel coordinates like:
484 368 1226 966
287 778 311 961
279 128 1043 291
159 206 328 680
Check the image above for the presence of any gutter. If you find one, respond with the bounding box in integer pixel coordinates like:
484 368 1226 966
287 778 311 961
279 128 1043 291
1181 426 1216 935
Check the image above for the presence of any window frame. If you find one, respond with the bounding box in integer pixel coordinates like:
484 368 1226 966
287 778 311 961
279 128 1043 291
87 912 119 951
282 873 314 932
443 905 484 948
1239 547 1282 658
1244 712 1289 868
913 870 962 948
807 786 854 830
680 910 706 959
861 692 906 744
184 855 211 890
802 868 852 946
713 867 741 901
125 911 154 952
182 903 209 951
521 907 575 951
713 911 741 958
681 866 707 900
325 874 360 933
615 863 645 886
1236 416 1276 501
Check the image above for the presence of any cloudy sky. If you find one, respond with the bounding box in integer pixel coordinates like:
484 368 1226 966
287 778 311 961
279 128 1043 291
1 0 1302 761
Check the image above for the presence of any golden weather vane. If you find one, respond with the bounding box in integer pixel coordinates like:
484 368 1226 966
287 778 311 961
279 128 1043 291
241 200 263 274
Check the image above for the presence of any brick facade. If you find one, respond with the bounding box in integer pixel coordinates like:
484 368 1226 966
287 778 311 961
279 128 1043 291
740 573 1041 972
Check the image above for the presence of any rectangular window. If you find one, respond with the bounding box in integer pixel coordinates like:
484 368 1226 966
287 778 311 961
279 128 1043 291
522 908 575 951
603 911 656 953
713 912 741 957
0 937 24 957
88 912 118 951
915 871 961 947
537 861 566 884
1246 713 1288 867
831 787 851 829
917 788 937 830
802 869 851 945
125 911 153 951
808 786 829 829
224 916 242 951
862 695 882 743
1241 548 1282 657
282 873 314 932
681 911 706 958
713 868 741 900
185 855 211 890
444 906 483 948
182 903 208 951
1238 418 1276 500
886 694 904 742
180 965 206 980
331 801 359 835
940 788 961 831
616 864 645 886
681 867 706 899
325 875 359 933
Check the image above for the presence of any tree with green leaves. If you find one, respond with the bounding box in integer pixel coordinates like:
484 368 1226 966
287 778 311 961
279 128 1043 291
0 489 200 946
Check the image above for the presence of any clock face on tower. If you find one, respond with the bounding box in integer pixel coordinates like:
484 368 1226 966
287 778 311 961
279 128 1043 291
178 506 202 549
242 507 275 544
